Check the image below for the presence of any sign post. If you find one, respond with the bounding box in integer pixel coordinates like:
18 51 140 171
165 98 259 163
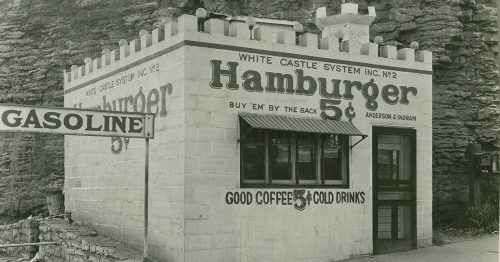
143 137 150 261
0 104 155 261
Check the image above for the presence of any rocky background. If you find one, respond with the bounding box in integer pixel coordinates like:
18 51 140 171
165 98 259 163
0 0 497 226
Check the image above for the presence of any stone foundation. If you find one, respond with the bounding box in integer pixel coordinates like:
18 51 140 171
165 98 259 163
0 218 147 262
38 219 145 262
0 219 39 258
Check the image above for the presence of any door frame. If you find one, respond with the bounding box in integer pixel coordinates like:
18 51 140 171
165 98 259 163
372 126 417 254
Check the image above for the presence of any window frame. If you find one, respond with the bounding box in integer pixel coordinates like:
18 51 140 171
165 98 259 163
240 128 351 188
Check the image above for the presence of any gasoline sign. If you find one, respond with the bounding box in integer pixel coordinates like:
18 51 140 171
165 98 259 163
0 105 154 138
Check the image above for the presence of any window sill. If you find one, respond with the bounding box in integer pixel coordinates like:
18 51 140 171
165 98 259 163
240 183 350 189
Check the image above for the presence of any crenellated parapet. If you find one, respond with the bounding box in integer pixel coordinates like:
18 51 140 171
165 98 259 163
63 3 432 87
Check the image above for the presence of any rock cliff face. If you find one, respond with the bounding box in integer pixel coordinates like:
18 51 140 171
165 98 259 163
363 0 499 223
0 0 497 224
0 0 191 222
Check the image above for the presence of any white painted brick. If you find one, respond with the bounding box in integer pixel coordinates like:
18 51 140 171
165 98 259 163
186 141 211 156
184 63 199 80
197 96 225 111
224 158 239 172
197 249 225 262
198 63 213 80
212 142 238 157
185 251 198 262
186 110 213 126
199 127 225 141
224 128 238 142
199 157 226 172
212 112 238 127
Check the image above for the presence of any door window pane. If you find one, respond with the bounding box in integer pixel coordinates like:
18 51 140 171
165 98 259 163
378 135 411 181
269 132 292 180
322 135 342 180
378 191 411 200
377 206 392 239
392 151 399 180
398 206 412 239
377 150 399 181
399 136 411 181
296 133 316 180
241 129 265 181
377 150 391 180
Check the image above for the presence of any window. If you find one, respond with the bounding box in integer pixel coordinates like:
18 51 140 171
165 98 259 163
240 127 349 187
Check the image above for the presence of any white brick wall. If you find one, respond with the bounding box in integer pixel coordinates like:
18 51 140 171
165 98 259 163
64 44 187 260
182 29 432 261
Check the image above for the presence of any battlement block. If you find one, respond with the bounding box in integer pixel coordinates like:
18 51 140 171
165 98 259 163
368 6 376 16
63 69 69 83
84 57 93 75
70 65 78 80
169 21 178 36
276 30 295 45
380 45 397 59
320 36 340 51
253 26 273 42
130 39 141 55
341 3 358 14
341 40 361 54
77 66 84 78
92 58 102 71
110 49 120 63
316 3 376 30
152 27 164 44
397 48 415 61
139 30 152 49
204 19 225 35
119 40 130 60
316 6 327 19
102 49 111 66
229 22 248 39
298 33 318 48
177 15 198 32
361 42 378 57
416 50 432 63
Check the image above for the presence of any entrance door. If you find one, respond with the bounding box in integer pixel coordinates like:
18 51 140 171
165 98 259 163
373 127 416 254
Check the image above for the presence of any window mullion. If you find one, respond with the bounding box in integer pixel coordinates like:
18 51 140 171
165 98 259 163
343 136 349 184
317 134 322 184
292 132 297 185
265 131 270 184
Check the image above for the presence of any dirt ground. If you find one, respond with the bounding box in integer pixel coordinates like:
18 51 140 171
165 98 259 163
433 226 499 245
0 255 30 262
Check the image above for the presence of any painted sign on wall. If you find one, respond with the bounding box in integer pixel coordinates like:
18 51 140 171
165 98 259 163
68 59 173 153
205 53 418 121
226 190 366 211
